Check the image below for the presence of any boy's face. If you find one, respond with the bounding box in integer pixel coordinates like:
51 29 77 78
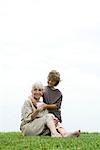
48 79 57 87
31 88 43 101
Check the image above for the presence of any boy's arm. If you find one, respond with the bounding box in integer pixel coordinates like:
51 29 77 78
44 95 62 110
44 103 57 110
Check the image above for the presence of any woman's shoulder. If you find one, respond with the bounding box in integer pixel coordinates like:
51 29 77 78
23 97 32 106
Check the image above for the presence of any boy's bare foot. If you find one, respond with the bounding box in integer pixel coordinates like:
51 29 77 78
51 132 62 137
72 130 81 137
63 130 80 137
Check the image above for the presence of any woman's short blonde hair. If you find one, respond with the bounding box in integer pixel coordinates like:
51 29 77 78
48 70 61 86
32 81 44 91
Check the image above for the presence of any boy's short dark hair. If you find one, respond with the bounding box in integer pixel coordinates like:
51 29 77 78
48 70 61 86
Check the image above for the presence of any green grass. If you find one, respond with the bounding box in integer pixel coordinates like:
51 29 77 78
0 132 100 150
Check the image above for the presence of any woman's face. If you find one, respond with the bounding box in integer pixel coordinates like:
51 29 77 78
32 88 43 100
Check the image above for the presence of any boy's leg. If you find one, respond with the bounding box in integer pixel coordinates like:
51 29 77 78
63 130 81 137
57 122 80 137
56 122 67 136
46 114 62 137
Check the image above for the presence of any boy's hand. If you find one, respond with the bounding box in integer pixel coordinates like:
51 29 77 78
37 106 44 112
53 117 59 125
38 103 48 110
29 96 37 105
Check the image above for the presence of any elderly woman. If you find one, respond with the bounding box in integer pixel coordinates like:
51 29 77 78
20 82 61 137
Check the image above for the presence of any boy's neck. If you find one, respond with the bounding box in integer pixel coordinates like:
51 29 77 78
48 86 55 90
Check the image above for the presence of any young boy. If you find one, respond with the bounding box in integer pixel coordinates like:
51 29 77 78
43 70 80 137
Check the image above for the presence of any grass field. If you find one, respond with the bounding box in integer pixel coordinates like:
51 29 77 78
0 132 100 150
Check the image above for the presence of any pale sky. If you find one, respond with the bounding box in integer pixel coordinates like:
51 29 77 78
0 0 100 132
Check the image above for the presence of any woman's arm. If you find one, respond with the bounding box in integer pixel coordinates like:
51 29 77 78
31 109 39 120
31 106 44 120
